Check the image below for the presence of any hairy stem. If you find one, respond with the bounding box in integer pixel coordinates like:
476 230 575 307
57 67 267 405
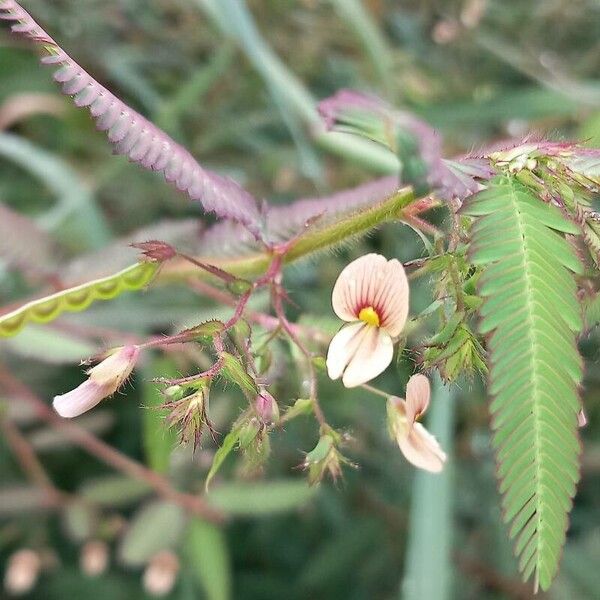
159 187 415 282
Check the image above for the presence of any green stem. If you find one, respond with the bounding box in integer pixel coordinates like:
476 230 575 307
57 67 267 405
0 188 416 339
160 186 415 282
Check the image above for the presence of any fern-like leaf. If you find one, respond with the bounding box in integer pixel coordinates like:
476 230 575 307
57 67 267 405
463 176 584 591
0 0 261 234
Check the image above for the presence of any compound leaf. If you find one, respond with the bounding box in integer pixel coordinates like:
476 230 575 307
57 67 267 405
463 176 583 591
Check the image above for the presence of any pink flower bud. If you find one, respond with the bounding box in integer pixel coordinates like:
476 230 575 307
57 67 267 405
255 390 279 424
53 346 140 418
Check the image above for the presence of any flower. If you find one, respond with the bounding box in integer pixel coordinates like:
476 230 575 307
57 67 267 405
387 374 447 473
326 254 409 387
79 540 109 577
4 549 41 596
53 345 140 418
143 551 180 597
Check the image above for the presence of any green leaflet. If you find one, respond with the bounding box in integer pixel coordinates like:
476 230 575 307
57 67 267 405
463 176 583 592
0 262 159 338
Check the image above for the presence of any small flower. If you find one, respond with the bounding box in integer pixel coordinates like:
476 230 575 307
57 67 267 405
327 254 409 387
79 540 109 577
387 374 447 473
143 551 180 597
4 549 41 596
53 346 140 418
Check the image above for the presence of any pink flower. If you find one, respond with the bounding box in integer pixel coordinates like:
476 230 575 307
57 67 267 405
4 549 41 596
326 254 409 387
53 346 140 418
387 374 447 473
143 551 180 597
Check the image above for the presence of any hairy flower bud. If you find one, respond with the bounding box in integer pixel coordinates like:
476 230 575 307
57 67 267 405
302 429 353 485
254 390 279 425
131 240 177 262
164 380 212 449
53 346 140 418
4 549 41 596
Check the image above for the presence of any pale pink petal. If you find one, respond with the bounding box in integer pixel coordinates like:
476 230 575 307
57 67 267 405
331 254 389 321
577 409 587 428
398 422 447 473
53 380 111 418
326 322 366 381
88 345 139 393
376 259 409 337
405 374 431 426
341 326 394 388
387 396 408 438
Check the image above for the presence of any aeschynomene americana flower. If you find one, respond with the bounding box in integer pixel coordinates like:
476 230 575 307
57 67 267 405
326 254 409 387
387 374 447 473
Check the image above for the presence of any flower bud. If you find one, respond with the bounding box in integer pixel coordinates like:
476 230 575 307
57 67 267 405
164 381 211 449
254 390 279 425
79 540 109 577
143 551 179 597
302 429 353 485
4 549 41 596
53 346 140 418
131 240 176 262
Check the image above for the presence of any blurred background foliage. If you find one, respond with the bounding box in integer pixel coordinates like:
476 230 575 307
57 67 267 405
1 0 600 598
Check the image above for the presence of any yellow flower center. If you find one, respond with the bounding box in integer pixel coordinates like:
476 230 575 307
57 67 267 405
358 306 380 327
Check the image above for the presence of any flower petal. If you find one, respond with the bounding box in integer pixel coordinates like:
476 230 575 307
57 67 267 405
341 326 393 388
405 374 431 426
326 322 366 381
398 422 447 473
331 254 409 336
88 345 139 392
387 396 408 437
53 380 111 418
375 258 409 337
331 253 388 321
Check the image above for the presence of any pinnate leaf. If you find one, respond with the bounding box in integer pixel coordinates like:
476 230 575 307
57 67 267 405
463 176 583 591
0 0 261 233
